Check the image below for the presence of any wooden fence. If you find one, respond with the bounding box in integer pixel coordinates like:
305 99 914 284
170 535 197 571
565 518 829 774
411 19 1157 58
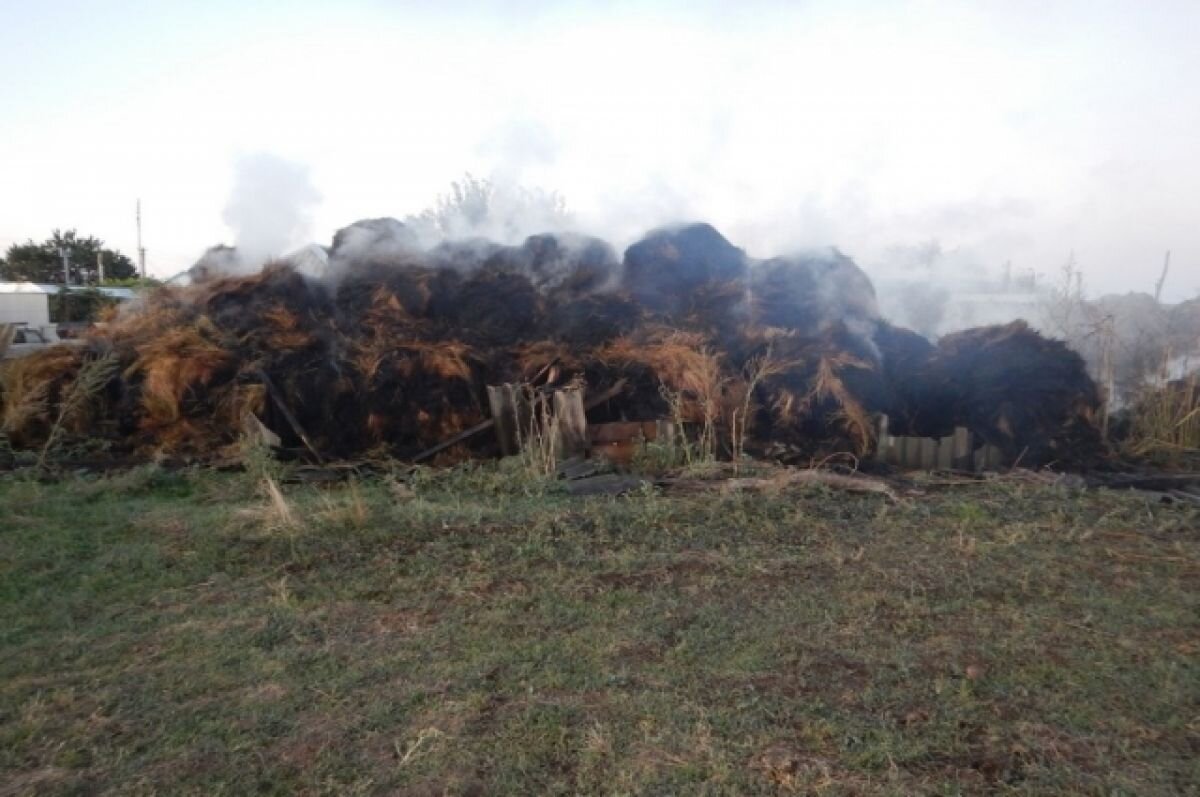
874 416 1008 472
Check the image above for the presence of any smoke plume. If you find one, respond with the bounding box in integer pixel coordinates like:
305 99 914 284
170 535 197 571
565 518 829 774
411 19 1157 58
221 153 321 269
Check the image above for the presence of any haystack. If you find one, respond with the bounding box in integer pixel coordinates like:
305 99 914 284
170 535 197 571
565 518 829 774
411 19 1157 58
919 321 1104 465
622 223 748 324
749 250 878 335
745 327 884 458
0 219 1116 471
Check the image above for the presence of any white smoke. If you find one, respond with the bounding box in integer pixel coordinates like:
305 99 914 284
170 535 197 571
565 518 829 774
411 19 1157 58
221 153 322 269
403 173 572 248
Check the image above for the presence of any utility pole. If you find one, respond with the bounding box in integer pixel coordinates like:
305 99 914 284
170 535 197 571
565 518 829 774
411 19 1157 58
136 199 147 280
59 246 71 324
97 251 105 284
1154 250 1170 303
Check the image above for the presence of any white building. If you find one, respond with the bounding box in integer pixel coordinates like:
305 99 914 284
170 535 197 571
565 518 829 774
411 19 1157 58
0 282 136 343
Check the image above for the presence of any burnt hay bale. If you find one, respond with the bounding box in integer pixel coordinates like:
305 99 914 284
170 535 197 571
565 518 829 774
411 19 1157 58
330 217 421 266
450 268 545 346
746 326 887 458
749 250 878 335
622 223 748 322
487 233 620 296
427 237 506 274
200 265 334 346
546 292 642 348
335 262 462 339
871 321 936 435
920 321 1104 465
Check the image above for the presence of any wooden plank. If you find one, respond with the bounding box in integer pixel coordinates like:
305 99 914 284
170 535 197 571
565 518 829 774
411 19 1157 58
721 469 901 502
487 384 520 456
952 427 972 471
255 369 324 464
553 387 589 459
413 379 628 465
936 434 953 469
974 443 1004 471
412 417 495 463
875 415 891 464
1167 489 1200 506
565 474 650 497
989 445 1006 469
557 456 607 481
920 437 937 470
1091 473 1200 491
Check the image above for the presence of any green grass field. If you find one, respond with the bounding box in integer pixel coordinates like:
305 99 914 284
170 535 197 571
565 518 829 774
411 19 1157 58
1 464 1197 795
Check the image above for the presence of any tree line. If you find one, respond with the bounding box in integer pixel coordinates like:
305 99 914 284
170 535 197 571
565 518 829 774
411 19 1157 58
1 230 138 285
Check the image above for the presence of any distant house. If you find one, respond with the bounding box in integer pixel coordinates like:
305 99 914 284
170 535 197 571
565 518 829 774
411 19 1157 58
0 282 136 344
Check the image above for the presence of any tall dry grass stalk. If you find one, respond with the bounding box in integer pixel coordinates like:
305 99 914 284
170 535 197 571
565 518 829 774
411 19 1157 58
37 351 119 469
262 475 299 530
776 353 875 455
1126 371 1199 467
314 478 370 529
515 387 562 479
660 383 720 467
730 345 793 470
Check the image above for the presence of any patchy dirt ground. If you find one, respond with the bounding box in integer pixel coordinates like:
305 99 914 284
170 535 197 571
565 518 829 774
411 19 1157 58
1 464 1197 795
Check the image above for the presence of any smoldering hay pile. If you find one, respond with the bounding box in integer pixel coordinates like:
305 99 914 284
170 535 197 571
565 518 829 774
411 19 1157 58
0 220 1105 468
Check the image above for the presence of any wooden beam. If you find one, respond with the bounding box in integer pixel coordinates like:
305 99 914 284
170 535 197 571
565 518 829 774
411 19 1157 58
411 416 497 463
583 378 628 410
255 369 324 464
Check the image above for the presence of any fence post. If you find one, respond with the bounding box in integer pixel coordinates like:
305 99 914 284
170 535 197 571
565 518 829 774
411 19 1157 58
488 384 528 456
553 387 589 459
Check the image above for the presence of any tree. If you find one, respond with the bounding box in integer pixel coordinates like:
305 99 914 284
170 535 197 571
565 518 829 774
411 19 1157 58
1 229 137 284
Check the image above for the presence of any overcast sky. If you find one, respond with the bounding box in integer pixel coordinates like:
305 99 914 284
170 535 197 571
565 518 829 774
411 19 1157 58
2 0 1197 299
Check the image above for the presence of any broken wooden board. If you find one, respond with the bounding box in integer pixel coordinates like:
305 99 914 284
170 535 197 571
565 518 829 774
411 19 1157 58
720 469 902 501
1087 472 1200 491
556 456 610 481
241 411 281 449
564 474 651 497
